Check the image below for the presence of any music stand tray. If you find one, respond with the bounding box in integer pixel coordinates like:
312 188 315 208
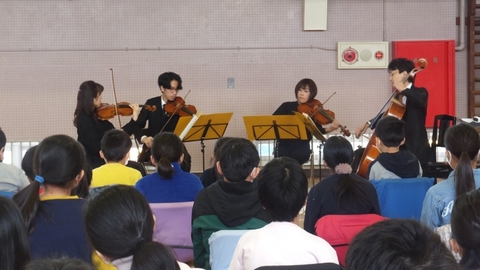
242 115 307 141
174 112 233 170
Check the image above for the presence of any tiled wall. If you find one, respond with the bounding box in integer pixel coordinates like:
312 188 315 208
0 0 463 172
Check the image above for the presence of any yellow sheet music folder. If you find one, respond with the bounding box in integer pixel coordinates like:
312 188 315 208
174 112 233 141
243 115 307 141
293 111 326 142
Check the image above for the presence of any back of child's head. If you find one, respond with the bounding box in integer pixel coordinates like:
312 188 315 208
323 136 373 212
132 242 180 270
84 185 154 258
444 123 480 197
151 132 183 179
345 219 459 270
13 134 86 232
21 145 37 181
451 190 480 269
0 127 6 149
71 162 92 199
213 137 233 159
323 136 353 169
84 185 179 270
25 257 95 270
101 129 132 162
374 116 405 147
0 196 30 270
257 157 307 222
217 137 260 183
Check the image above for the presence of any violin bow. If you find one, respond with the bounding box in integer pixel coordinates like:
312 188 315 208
110 68 142 157
110 68 122 128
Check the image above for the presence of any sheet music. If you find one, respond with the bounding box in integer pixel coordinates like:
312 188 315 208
179 113 200 140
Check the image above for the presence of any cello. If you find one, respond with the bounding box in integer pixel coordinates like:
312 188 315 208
356 58 427 178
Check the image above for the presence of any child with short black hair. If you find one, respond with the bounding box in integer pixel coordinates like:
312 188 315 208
91 129 142 188
367 116 422 180
345 219 459 270
229 157 339 269
192 137 272 269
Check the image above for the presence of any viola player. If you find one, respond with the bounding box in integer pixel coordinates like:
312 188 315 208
273 78 340 165
134 72 192 171
74 80 140 169
353 58 430 171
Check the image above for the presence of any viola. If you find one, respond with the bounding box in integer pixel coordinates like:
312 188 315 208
164 97 197 117
356 58 428 178
97 102 156 120
297 99 351 137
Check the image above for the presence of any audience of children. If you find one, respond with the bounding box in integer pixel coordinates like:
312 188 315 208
0 196 30 270
366 116 422 180
192 137 272 269
421 123 480 229
345 219 459 270
8 127 480 270
83 185 191 270
229 157 339 270
12 134 92 264
91 129 142 188
0 127 30 193
450 190 480 269
199 136 232 188
135 132 203 203
303 136 380 234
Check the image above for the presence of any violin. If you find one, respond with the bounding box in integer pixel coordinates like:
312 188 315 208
297 99 351 137
97 102 156 120
164 97 197 117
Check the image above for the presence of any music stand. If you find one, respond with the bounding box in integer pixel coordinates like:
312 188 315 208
175 112 233 171
243 115 307 143
294 111 327 185
243 115 307 170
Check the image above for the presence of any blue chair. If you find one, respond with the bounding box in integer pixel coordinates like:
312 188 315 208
370 177 434 220
0 191 15 198
209 229 250 270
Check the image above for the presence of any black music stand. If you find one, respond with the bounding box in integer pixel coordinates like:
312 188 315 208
175 112 233 171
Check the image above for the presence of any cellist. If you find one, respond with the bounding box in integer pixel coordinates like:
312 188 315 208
353 58 430 171
273 78 340 165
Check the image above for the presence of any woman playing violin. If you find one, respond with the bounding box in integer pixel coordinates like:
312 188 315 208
133 72 192 172
273 78 340 165
353 58 430 169
73 80 140 169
